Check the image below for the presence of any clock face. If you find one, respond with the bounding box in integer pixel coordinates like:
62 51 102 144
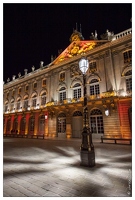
71 34 81 42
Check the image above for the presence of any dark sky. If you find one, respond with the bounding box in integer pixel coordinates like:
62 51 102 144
3 3 132 82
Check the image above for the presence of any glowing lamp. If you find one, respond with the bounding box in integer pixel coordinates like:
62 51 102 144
79 57 89 74
45 114 48 120
105 109 109 116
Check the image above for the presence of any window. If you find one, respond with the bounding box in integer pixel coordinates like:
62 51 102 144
90 109 104 134
4 101 8 112
24 99 28 109
12 89 15 96
20 117 26 132
73 111 82 116
73 83 81 99
90 79 100 95
25 85 29 92
42 79 46 87
125 70 132 92
18 87 21 94
126 77 132 91
10 99 14 111
32 97 37 107
59 87 66 101
41 92 46 105
59 72 65 81
33 82 37 89
123 50 132 63
17 100 20 110
5 105 8 112
29 116 35 131
89 61 97 73
58 113 66 133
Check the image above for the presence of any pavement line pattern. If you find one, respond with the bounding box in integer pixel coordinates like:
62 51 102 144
3 138 132 197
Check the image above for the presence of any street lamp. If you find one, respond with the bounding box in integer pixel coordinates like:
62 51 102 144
79 57 95 167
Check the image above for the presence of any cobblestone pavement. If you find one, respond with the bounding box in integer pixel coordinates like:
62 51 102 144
3 137 132 197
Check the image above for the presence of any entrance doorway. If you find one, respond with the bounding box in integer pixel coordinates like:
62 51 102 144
90 109 104 134
72 111 83 138
39 115 45 135
58 113 66 138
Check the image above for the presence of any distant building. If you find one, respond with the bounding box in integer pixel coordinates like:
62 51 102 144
3 27 132 139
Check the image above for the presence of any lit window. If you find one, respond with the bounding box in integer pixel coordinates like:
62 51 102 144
90 79 100 95
17 100 20 110
24 99 28 109
32 98 37 107
59 87 66 101
41 92 46 105
125 70 132 92
73 83 81 99
123 50 132 63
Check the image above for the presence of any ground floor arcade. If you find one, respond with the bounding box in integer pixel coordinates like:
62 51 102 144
3 97 132 139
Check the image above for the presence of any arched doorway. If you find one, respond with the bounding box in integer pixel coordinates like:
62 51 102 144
13 117 18 133
6 118 11 134
20 117 26 134
29 116 35 135
90 109 104 134
58 113 66 138
72 111 83 138
39 115 45 135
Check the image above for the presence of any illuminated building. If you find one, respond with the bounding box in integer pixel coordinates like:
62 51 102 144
3 27 132 139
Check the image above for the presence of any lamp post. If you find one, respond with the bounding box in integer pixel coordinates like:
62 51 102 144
79 57 95 167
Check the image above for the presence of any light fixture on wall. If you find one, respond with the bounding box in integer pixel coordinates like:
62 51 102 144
105 109 109 116
45 114 48 120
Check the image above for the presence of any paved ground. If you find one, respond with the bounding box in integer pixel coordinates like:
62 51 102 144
3 137 132 197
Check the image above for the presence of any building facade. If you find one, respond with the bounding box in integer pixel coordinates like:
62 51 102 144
3 28 132 139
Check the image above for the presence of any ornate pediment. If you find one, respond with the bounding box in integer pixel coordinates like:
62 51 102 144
51 40 108 66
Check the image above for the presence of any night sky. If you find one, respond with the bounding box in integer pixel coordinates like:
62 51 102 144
3 3 132 82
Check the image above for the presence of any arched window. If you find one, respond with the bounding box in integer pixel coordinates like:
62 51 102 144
73 111 82 116
10 98 14 112
73 83 81 99
90 79 100 95
59 87 66 101
90 109 104 134
17 98 21 110
24 96 29 109
41 92 46 105
32 94 37 107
